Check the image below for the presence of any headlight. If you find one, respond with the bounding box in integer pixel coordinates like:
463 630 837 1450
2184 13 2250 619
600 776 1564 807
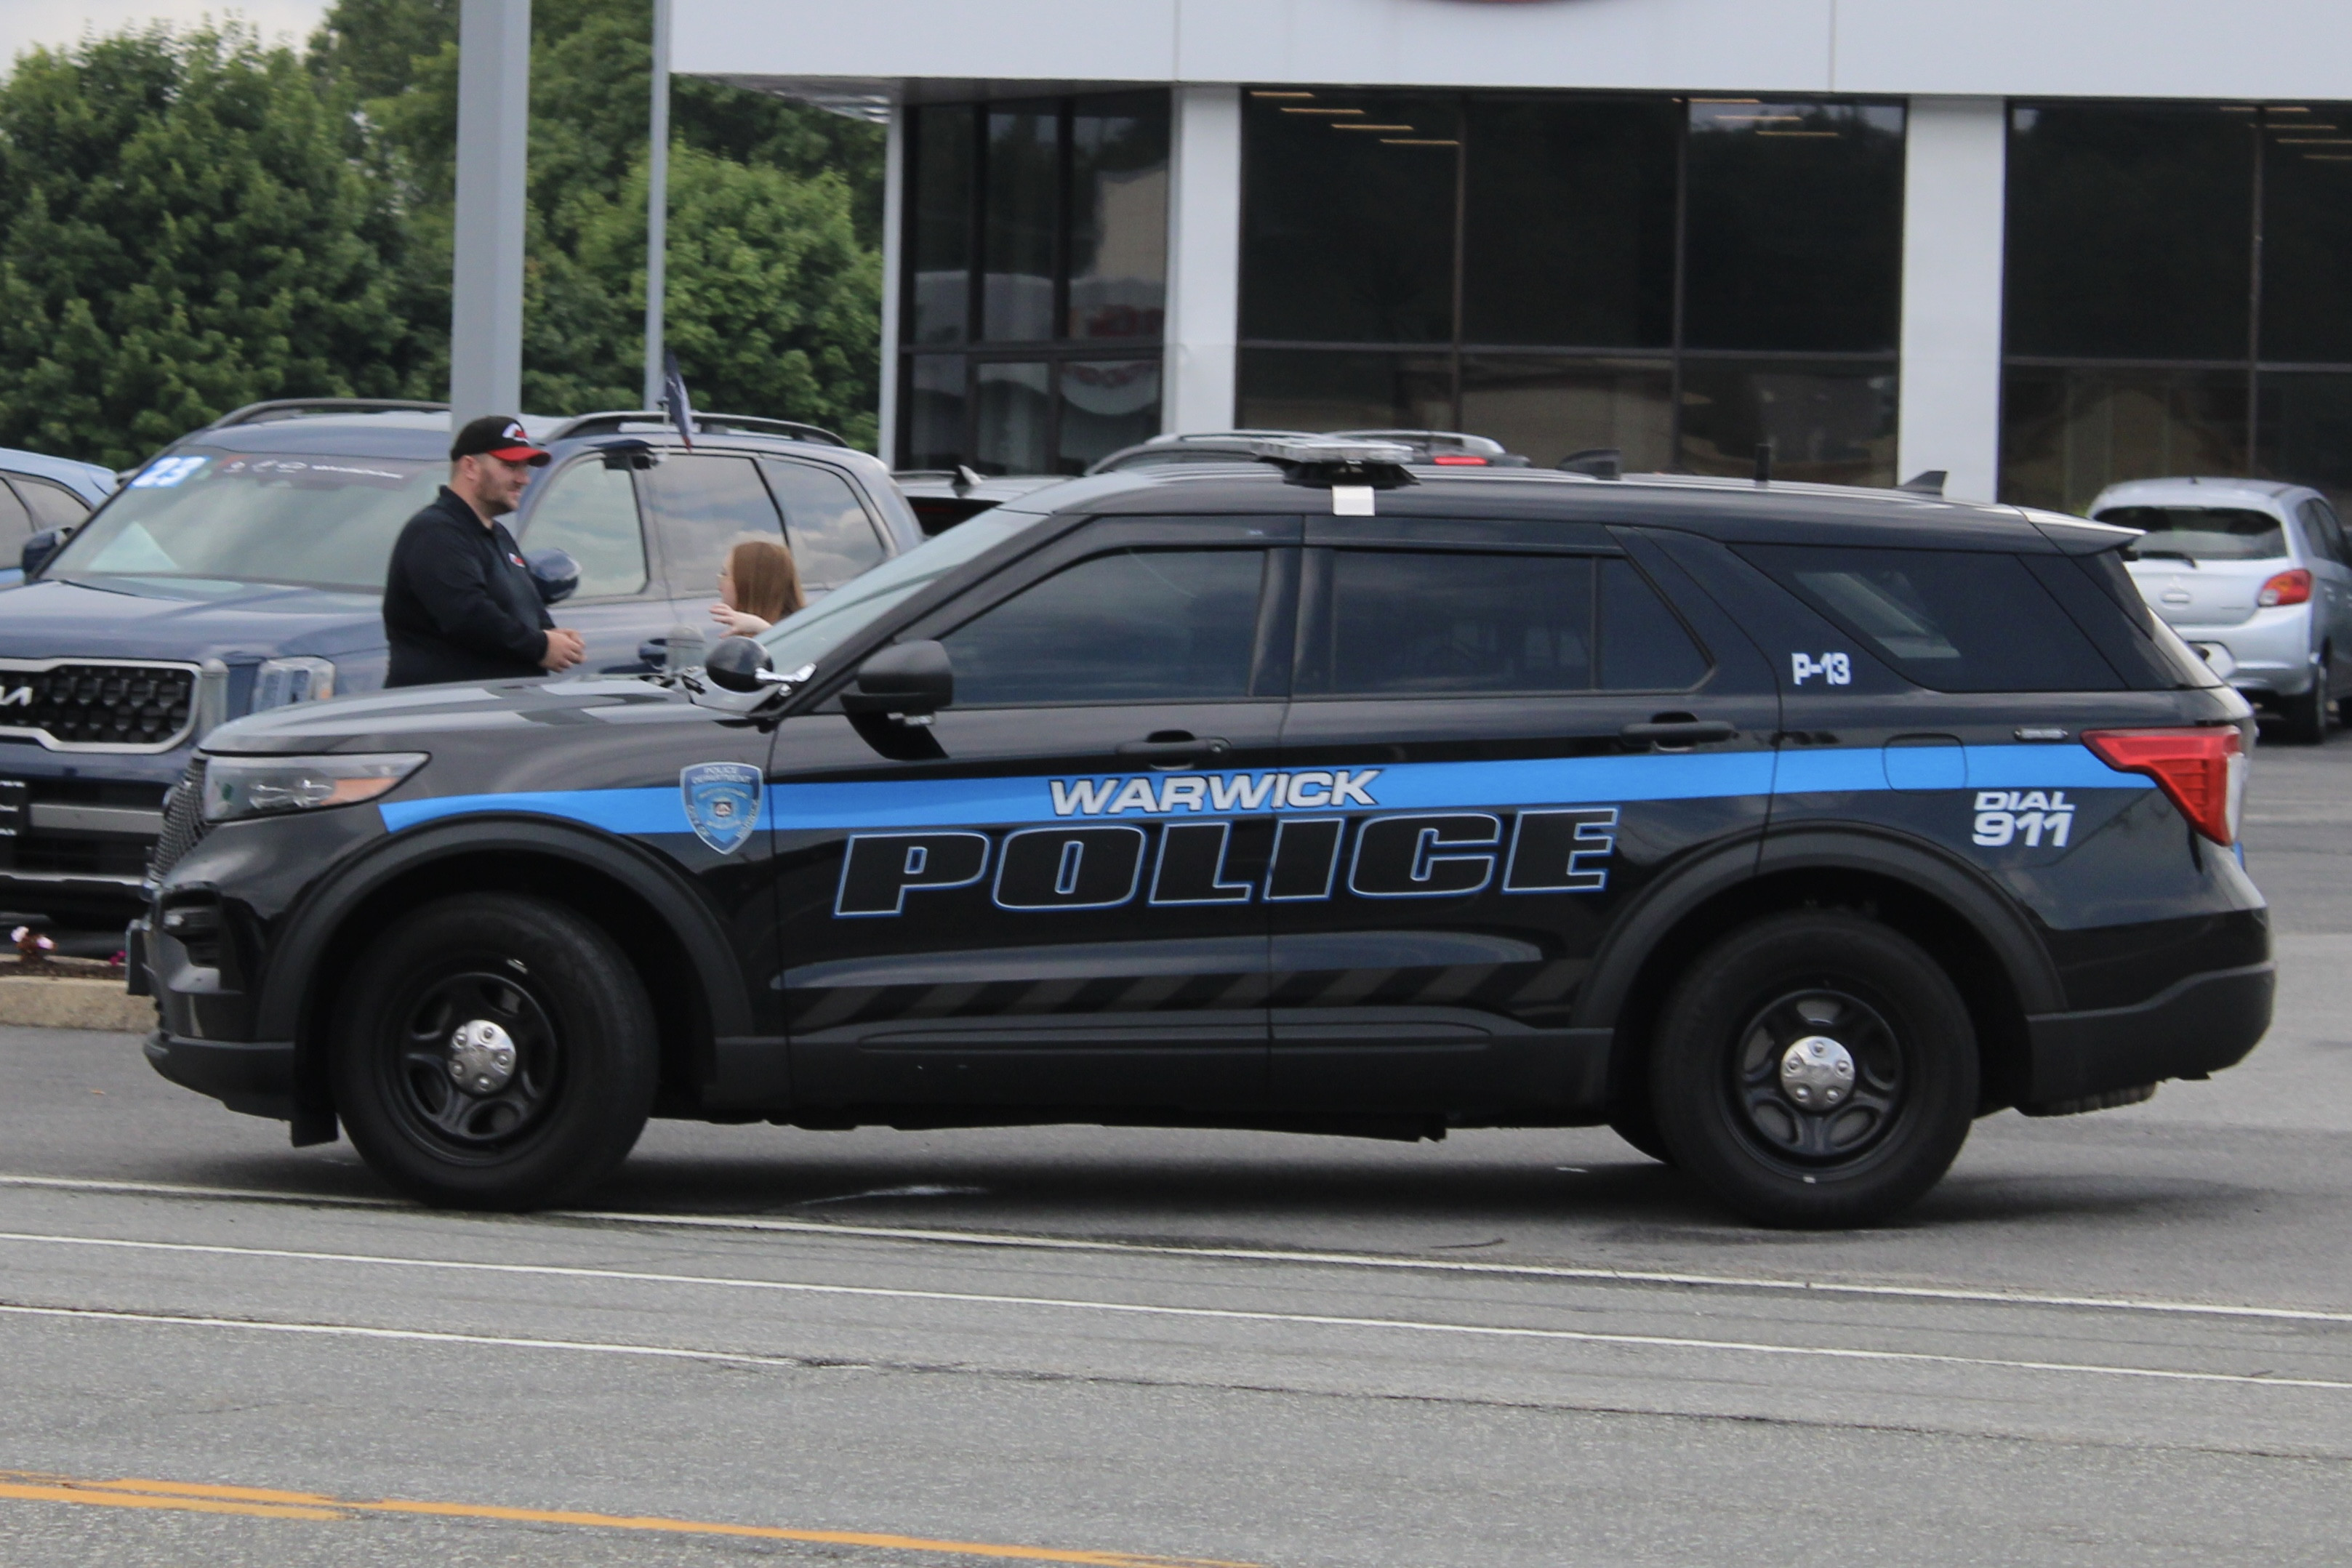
202 753 427 823
250 656 337 712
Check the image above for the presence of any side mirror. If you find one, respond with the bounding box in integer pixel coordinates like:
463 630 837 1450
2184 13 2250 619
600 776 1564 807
841 640 952 717
20 528 67 579
525 547 579 606
702 635 774 693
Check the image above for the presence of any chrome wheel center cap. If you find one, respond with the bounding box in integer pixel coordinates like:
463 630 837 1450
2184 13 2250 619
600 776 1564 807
448 1019 518 1095
1780 1034 1855 1108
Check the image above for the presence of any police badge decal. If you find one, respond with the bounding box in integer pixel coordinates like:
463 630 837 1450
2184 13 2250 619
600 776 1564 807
681 761 763 854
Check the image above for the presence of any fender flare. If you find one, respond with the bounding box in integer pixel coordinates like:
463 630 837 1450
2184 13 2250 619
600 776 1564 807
253 814 757 1045
1571 825 2066 1034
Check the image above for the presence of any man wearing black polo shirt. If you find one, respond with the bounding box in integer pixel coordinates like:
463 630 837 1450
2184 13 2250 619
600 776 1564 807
382 415 586 688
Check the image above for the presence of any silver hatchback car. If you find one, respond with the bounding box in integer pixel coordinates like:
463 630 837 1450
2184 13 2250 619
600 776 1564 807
2093 477 2352 744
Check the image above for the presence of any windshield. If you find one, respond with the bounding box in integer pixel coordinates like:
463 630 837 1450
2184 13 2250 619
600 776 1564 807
758 508 1039 674
47 450 443 590
2095 504 2287 562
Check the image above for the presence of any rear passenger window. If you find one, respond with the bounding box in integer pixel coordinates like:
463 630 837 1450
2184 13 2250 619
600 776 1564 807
2298 499 2348 566
1740 545 2122 692
642 454 782 584
760 459 886 587
520 461 649 597
1318 550 1593 695
944 549 1267 705
1600 558 1710 691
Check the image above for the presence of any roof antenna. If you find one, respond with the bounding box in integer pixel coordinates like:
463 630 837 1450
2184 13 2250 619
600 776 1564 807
951 465 984 495
1899 470 1948 496
1753 442 1773 486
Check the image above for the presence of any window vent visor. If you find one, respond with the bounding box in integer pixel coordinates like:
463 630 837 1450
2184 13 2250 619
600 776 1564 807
2082 728 2244 845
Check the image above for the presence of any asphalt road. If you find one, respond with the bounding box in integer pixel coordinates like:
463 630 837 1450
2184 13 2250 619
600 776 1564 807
4 731 2351 1565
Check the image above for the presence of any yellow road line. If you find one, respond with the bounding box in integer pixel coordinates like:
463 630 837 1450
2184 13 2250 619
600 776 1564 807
0 1471 1253 1567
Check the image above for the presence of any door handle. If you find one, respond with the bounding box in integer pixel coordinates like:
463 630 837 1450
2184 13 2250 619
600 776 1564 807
1116 733 1231 768
1621 718 1738 747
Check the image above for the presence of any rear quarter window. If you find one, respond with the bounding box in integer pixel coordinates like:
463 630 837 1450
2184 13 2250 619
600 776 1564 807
1737 544 2123 692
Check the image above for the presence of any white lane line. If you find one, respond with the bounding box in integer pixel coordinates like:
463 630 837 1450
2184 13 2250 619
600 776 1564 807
4 1172 2347 1328
1 1288 2345 1394
0 1231 2346 1392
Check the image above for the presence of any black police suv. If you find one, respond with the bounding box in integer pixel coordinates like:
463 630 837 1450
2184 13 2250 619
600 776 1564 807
0 400 918 938
136 441 2271 1226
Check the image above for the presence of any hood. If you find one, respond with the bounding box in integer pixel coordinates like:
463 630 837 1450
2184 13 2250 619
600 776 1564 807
0 575 385 664
200 672 687 756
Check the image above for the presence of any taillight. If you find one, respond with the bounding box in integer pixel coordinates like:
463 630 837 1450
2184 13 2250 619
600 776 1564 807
2258 568 2312 607
1431 453 1488 466
2082 728 2246 845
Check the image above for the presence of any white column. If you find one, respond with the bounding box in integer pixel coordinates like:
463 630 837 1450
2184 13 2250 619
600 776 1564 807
640 0 672 410
1163 84 1241 434
1896 96 2008 502
877 105 907 462
449 0 532 425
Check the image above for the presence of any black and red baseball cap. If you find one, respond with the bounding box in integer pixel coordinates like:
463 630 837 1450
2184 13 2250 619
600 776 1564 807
450 414 553 467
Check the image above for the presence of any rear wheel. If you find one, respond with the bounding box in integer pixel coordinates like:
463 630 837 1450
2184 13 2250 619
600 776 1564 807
332 893 657 1210
2282 658 2330 744
1649 910 1976 1228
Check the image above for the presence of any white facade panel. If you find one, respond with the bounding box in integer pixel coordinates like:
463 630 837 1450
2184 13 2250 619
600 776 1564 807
1164 86 1243 433
681 0 2352 100
1895 98 2007 503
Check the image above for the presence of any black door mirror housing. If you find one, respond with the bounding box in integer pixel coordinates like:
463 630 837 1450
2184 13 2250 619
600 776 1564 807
841 640 953 716
702 635 775 693
524 547 580 606
20 527 67 579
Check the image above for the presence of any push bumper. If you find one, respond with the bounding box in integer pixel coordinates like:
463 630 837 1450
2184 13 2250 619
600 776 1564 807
143 1029 296 1121
2023 961 2273 1109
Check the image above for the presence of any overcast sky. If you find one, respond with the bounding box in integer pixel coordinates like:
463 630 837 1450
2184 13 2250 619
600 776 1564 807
5 0 329 68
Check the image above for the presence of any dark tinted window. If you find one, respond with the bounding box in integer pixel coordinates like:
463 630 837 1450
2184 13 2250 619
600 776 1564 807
1677 361 1899 487
1068 95 1169 341
2005 104 2251 361
1682 101 1906 353
944 549 1265 704
1999 366 2249 514
910 106 973 345
1462 97 1677 348
983 103 1059 342
1600 558 1709 689
1318 550 1594 695
520 461 649 597
2092 505 2287 561
760 460 884 587
641 455 781 585
905 355 967 469
1240 92 1459 344
12 476 90 531
1741 545 2122 692
2260 116 2352 363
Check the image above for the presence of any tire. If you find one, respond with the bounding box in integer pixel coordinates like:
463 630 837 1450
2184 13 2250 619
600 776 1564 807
1648 911 1978 1229
1607 1100 1676 1165
2281 659 2329 745
331 893 657 1210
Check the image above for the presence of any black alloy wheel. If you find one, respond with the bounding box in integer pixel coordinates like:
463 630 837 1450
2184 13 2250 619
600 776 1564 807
1649 910 1977 1228
332 893 657 1210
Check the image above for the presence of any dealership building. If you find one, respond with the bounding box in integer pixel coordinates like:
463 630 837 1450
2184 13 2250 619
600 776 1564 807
675 0 2352 511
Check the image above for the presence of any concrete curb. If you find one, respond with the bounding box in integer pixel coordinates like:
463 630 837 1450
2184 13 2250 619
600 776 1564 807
0 977 155 1032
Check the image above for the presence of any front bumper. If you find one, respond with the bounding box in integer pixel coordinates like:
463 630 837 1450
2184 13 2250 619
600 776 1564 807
2023 960 2273 1109
143 1029 296 1120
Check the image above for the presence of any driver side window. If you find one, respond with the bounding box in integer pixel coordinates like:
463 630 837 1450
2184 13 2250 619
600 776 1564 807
520 461 649 598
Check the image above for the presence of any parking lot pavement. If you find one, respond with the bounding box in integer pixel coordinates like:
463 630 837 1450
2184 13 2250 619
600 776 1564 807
2 726 2349 1565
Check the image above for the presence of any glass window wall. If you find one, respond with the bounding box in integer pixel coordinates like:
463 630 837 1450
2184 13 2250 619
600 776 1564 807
1237 89 1904 481
898 94 1169 473
2003 101 2352 512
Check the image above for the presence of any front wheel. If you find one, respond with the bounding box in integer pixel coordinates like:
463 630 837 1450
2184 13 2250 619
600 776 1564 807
331 893 657 1210
1649 911 1977 1228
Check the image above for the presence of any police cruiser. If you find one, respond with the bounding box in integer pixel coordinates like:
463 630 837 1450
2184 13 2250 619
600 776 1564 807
135 439 2271 1226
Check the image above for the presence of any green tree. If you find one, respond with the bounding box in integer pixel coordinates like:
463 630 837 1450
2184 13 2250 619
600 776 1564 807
0 25 430 467
309 0 885 441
